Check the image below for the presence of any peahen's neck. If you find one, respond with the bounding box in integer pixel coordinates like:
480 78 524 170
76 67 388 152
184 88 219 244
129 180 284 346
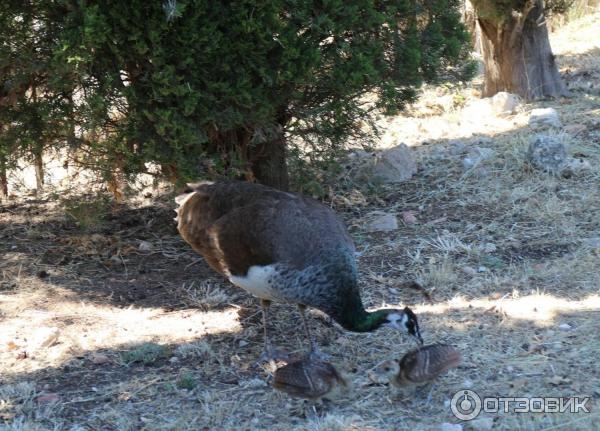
300 248 389 332
336 302 389 332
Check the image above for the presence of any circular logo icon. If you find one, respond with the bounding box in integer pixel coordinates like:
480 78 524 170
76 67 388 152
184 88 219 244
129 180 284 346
451 389 482 421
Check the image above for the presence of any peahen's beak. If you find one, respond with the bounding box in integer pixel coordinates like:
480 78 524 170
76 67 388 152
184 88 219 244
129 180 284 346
412 330 424 346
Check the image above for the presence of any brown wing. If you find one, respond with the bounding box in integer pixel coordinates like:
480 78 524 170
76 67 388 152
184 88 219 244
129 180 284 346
176 181 354 277
273 360 322 399
399 344 461 384
272 359 344 399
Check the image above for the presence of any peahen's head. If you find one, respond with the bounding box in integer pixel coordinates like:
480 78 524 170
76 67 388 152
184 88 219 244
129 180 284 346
379 307 423 345
351 306 423 344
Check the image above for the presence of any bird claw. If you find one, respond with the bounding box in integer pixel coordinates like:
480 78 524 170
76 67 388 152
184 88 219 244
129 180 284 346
415 383 435 407
253 347 290 368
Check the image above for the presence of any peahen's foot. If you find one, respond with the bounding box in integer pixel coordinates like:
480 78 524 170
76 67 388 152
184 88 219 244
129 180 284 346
253 346 290 368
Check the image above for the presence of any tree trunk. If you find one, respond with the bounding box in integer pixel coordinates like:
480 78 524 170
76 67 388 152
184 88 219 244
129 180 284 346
477 0 569 100
463 0 482 53
107 153 125 202
248 129 290 191
0 157 7 198
34 149 44 192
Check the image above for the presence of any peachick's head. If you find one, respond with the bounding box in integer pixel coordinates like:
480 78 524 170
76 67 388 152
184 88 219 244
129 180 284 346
381 307 423 345
370 359 401 385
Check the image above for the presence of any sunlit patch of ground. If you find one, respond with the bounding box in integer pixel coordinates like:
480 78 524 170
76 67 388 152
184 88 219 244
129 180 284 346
1 12 600 431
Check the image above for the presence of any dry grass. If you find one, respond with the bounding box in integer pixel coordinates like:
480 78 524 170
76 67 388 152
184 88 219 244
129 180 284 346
2 13 600 431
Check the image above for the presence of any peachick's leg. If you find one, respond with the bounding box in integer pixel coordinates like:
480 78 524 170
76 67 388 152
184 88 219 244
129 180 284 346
298 304 330 361
414 382 436 406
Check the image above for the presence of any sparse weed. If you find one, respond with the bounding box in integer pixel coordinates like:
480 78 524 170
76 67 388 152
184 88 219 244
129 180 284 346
176 372 197 390
63 195 110 231
120 343 171 365
181 280 231 309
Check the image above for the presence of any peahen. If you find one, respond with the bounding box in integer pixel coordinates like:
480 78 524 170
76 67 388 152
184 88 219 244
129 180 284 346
175 181 422 361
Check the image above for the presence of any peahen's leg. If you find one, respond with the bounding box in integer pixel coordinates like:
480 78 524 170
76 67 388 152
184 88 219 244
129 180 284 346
256 299 288 364
298 304 330 361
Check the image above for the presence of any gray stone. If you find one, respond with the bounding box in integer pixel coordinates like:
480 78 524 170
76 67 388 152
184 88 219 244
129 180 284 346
559 323 573 331
365 211 398 232
563 123 587 135
462 266 477 276
529 108 562 128
462 147 495 170
526 135 568 174
448 141 468 156
482 243 497 253
563 157 592 176
492 92 520 116
138 240 154 252
370 143 417 183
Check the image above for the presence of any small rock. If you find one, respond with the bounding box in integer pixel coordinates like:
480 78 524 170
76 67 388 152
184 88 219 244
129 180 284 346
462 266 477 276
90 353 111 365
348 149 371 160
448 141 467 156
482 243 497 253
439 423 463 431
529 108 562 128
37 270 49 279
462 147 495 170
491 92 520 116
473 166 490 178
37 393 60 405
369 143 417 183
506 365 514 372
365 212 398 232
401 211 418 225
477 266 487 273
526 135 568 174
169 356 180 363
563 123 586 135
238 340 248 347
559 323 572 331
29 327 60 350
138 241 154 252
467 417 494 431
563 157 591 176
547 375 572 386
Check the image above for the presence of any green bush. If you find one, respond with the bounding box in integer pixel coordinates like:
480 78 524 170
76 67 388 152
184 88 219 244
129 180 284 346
0 1 472 189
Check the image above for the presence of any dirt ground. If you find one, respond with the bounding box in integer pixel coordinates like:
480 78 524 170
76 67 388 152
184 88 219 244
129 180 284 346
1 13 600 431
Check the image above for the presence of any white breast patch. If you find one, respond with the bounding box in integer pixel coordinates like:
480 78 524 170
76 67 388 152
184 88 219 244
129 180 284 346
229 265 282 301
